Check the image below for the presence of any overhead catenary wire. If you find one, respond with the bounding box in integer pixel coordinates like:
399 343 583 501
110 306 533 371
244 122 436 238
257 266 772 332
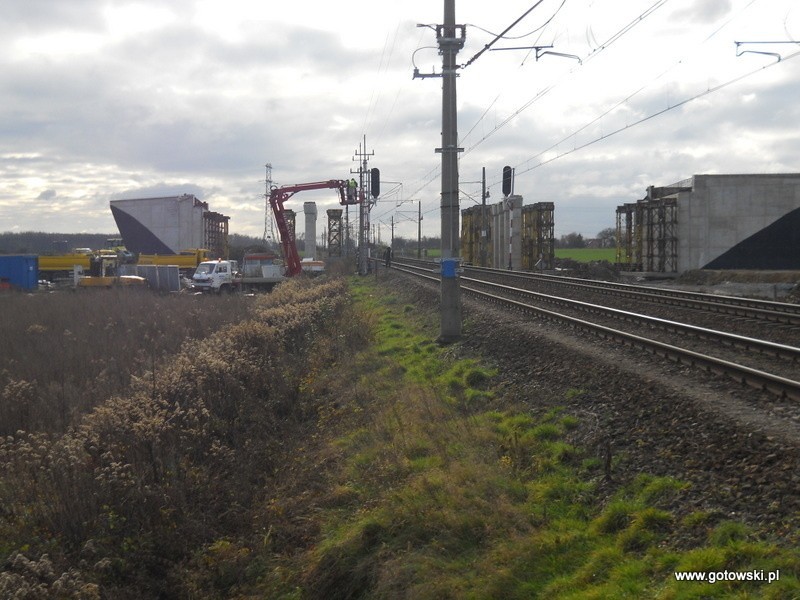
401 0 577 218
465 0 567 43
384 0 773 236
357 20 428 171
391 0 564 230
484 0 767 188
461 2 564 145
508 0 762 179
462 0 549 69
512 47 800 179
461 0 674 156
582 0 671 65
423 3 790 248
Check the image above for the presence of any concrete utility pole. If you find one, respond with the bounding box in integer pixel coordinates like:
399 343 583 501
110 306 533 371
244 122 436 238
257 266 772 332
415 0 465 342
439 0 465 342
418 200 422 259
439 1 463 260
480 166 488 267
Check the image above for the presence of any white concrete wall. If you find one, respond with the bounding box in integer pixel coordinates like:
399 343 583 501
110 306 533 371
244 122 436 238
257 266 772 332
491 204 501 268
677 174 800 271
111 195 206 253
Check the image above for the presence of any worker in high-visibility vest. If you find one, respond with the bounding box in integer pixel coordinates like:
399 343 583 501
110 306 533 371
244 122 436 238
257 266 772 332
347 178 357 203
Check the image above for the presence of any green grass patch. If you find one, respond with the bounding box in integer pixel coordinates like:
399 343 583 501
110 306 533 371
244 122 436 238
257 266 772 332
556 247 617 262
255 276 800 599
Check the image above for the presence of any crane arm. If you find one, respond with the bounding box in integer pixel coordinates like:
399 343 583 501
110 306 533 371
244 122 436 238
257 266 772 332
268 179 352 277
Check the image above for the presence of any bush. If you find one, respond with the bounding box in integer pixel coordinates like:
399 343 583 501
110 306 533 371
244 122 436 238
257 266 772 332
0 277 367 597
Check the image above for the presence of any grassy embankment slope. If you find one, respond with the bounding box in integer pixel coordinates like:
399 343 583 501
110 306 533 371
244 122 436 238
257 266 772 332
257 276 799 599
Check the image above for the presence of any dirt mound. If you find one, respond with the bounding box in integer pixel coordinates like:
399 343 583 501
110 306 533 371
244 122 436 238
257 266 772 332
677 269 800 285
554 259 620 281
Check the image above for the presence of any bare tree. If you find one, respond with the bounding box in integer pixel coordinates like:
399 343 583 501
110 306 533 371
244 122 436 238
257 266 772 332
558 232 586 249
596 227 616 248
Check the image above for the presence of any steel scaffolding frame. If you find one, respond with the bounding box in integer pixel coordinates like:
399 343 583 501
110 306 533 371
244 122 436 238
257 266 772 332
327 209 343 257
521 202 555 270
616 193 679 273
460 205 483 265
203 211 229 259
461 201 553 270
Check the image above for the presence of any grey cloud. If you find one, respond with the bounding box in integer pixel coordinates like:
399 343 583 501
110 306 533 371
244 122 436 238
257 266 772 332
670 0 732 25
2 1 798 239
0 0 196 35
111 183 207 201
0 24 368 178
0 0 104 33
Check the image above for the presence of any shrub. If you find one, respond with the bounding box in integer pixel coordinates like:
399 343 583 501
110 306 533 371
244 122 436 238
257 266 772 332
0 277 367 597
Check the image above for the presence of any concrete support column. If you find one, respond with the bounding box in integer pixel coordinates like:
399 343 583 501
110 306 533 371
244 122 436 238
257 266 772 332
502 200 510 268
303 202 317 260
509 194 523 270
491 204 501 268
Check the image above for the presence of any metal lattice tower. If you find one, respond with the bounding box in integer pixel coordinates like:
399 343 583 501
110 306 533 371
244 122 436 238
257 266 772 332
263 163 275 246
352 137 374 275
327 209 343 257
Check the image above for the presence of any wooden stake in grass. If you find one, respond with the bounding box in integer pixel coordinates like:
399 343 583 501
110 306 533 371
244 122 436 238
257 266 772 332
603 439 613 482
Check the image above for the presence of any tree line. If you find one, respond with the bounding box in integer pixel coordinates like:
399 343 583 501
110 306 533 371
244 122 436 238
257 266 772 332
557 227 616 249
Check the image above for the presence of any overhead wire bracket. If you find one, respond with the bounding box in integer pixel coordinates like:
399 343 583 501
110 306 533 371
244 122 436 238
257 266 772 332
490 44 582 64
413 23 465 79
735 41 799 62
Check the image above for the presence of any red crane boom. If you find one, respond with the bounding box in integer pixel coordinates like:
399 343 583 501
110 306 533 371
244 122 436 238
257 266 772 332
269 179 355 277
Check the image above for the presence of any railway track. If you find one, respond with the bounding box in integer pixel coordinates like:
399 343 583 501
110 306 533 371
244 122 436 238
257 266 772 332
387 258 800 402
398 258 800 327
469 265 800 323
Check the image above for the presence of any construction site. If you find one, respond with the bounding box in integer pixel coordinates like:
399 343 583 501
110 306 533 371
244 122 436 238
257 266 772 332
616 173 800 275
461 197 555 270
0 169 374 292
3 170 800 292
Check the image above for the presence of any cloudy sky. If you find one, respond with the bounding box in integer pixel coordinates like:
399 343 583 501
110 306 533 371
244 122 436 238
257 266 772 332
1 0 798 243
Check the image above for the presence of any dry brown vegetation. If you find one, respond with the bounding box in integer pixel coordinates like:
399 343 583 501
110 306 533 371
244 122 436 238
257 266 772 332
0 289 251 434
0 278 368 598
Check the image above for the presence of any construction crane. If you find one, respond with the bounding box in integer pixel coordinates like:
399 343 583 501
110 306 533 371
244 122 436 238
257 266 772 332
269 179 358 277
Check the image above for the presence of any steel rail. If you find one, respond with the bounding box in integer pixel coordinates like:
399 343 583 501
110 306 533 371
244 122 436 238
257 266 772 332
395 257 800 319
463 284 800 402
386 260 800 401
463 264 800 324
461 277 800 363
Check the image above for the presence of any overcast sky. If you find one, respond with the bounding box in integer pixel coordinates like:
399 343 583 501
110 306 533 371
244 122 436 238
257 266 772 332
1 0 799 243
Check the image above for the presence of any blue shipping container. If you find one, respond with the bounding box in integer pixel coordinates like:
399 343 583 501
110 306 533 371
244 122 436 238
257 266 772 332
0 255 39 290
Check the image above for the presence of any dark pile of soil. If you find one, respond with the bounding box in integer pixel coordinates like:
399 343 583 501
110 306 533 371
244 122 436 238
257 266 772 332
676 269 800 285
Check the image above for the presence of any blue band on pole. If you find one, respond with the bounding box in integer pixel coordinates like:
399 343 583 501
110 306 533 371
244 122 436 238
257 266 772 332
441 258 459 278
